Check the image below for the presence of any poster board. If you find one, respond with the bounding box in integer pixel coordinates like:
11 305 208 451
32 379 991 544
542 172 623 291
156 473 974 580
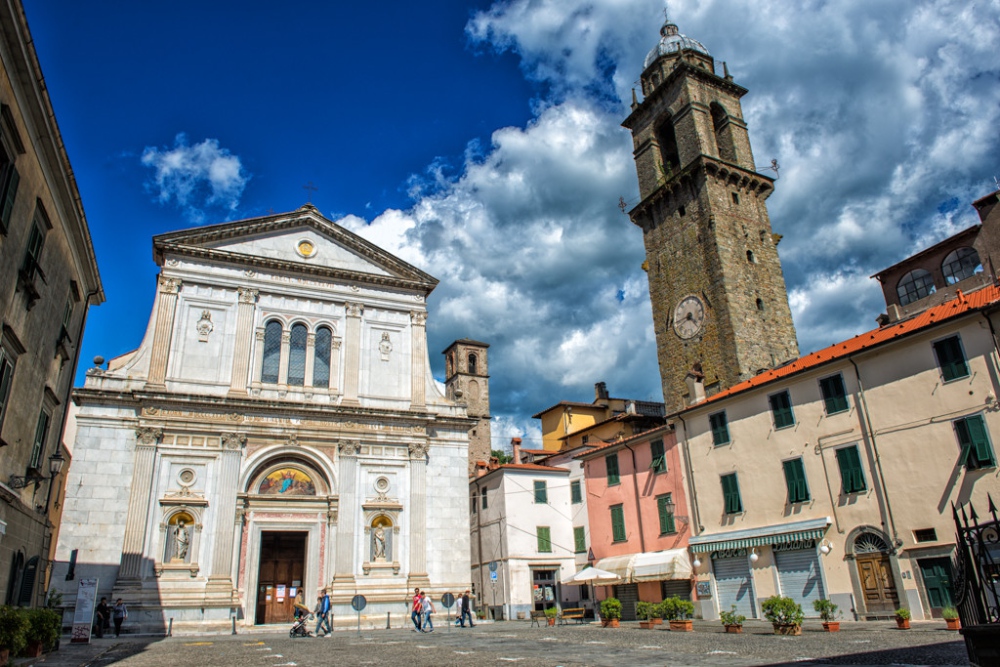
71 578 99 643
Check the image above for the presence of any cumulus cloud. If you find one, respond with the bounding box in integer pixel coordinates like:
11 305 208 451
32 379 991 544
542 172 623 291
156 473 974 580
141 133 250 223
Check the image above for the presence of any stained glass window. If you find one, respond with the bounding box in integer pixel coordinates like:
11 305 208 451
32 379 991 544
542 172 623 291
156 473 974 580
313 326 331 387
287 324 307 386
261 321 282 383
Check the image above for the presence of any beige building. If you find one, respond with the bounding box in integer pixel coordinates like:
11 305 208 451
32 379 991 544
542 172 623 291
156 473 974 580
0 0 103 607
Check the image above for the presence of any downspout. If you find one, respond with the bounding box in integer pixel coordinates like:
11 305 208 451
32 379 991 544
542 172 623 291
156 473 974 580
848 357 900 546
622 443 647 553
675 414 702 533
475 477 486 617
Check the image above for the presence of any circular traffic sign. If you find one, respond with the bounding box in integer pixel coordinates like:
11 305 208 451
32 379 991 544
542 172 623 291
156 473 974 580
351 594 367 611
489 560 498 572
441 592 455 608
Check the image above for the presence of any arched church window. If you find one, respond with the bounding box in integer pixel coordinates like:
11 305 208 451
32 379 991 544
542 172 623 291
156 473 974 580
261 320 282 383
313 326 332 387
287 323 307 386
711 102 737 162
655 118 681 176
165 511 194 563
468 353 478 375
896 269 936 306
942 247 982 285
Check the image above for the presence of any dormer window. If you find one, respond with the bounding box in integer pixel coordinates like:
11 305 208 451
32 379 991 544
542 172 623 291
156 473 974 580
896 269 936 306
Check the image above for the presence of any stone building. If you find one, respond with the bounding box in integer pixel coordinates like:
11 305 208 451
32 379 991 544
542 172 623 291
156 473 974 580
623 18 799 411
0 0 103 608
443 339 491 472
52 206 476 633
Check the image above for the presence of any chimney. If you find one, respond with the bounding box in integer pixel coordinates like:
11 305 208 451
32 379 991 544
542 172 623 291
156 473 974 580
511 437 522 465
685 363 706 405
595 382 609 401
886 303 903 323
475 460 488 478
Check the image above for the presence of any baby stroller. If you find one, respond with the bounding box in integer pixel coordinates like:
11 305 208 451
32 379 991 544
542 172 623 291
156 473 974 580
290 603 314 638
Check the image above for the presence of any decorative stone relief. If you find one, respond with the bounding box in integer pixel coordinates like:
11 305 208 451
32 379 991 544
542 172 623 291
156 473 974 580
158 276 181 294
196 310 214 342
135 427 163 446
338 440 360 457
165 258 179 267
221 432 247 450
243 269 256 279
238 287 259 304
410 311 426 326
408 442 429 460
286 433 299 447
379 332 393 361
177 468 196 487
346 302 363 318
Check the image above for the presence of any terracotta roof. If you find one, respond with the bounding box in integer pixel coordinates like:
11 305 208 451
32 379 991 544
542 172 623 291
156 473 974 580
498 463 567 472
574 424 674 459
684 284 1000 411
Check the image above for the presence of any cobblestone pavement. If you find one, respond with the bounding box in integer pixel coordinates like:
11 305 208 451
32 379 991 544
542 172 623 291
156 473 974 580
25 620 969 667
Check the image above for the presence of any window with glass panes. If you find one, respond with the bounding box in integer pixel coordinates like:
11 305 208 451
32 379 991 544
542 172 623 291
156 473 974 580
954 414 997 469
769 390 795 429
0 349 13 431
536 526 552 552
934 336 970 382
287 323 308 385
709 411 730 445
605 453 620 485
481 487 488 510
470 492 477 514
313 327 332 387
571 480 582 504
29 409 50 470
819 374 849 414
782 458 810 503
0 151 19 233
261 320 282 383
657 494 676 534
21 221 44 280
610 504 626 542
721 473 743 514
650 439 666 473
534 480 547 504
574 526 586 553
835 446 866 494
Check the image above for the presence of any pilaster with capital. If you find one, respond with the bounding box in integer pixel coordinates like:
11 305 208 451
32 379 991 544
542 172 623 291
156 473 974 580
146 276 181 387
228 288 259 396
331 441 360 590
341 302 363 405
208 433 245 592
278 330 291 395
251 328 265 393
119 427 162 579
410 311 427 409
304 332 316 391
407 441 429 586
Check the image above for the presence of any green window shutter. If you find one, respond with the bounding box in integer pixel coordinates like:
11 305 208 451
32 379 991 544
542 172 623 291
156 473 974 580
958 415 997 469
934 336 970 382
650 439 666 473
534 480 547 504
721 473 742 514
606 453 620 485
574 526 586 553
836 446 866 494
782 458 809 503
471 493 477 514
537 526 551 552
769 391 795 429
0 354 13 422
657 495 676 534
30 410 50 470
571 480 582 504
0 165 18 232
610 505 626 542
709 411 730 445
820 375 849 414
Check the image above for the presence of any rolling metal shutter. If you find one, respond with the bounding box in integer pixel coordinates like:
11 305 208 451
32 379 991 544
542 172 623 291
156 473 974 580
661 580 691 600
775 549 825 616
613 583 640 621
713 556 756 619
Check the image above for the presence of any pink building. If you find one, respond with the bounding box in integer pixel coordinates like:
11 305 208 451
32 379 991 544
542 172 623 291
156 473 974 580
577 425 694 620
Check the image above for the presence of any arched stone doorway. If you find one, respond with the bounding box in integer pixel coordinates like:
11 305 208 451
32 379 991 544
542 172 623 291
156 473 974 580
846 528 900 615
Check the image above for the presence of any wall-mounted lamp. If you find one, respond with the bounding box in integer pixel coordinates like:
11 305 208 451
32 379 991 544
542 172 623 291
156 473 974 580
749 548 759 563
9 451 65 489
692 557 701 568
819 539 833 555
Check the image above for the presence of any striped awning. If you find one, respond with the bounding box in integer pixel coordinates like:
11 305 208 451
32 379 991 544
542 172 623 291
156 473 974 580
688 517 831 554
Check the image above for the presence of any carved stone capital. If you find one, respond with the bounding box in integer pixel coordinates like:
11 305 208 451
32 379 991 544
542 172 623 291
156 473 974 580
408 442 429 460
281 331 291 343
237 287 259 304
345 302 363 318
338 440 361 457
410 311 427 326
255 328 265 342
221 432 247 450
332 338 342 350
306 333 316 345
135 427 163 446
158 276 181 294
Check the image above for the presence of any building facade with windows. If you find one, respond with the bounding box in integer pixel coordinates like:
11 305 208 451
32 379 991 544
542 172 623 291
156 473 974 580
0 0 103 608
52 206 475 633
676 282 1000 622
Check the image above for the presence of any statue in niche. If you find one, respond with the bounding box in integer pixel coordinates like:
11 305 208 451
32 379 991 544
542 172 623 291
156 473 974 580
173 520 190 561
373 526 386 561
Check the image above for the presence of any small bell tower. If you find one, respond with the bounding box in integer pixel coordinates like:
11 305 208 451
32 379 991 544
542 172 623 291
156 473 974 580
444 339 492 474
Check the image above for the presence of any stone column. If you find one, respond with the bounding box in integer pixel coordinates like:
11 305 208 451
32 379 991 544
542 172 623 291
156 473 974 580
118 427 162 583
410 312 427 409
341 303 363 406
146 277 181 388
228 288 259 397
250 328 265 394
206 432 245 600
304 332 316 391
330 338 342 394
406 442 430 589
330 441 359 596
278 330 291 396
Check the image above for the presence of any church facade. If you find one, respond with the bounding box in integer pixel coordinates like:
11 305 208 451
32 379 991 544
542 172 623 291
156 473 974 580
51 205 475 633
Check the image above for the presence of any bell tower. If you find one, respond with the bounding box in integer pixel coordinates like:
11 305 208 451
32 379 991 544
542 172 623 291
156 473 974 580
623 18 799 410
443 339 491 474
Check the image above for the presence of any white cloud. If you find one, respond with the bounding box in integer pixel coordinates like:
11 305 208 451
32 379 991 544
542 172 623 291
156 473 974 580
141 133 250 223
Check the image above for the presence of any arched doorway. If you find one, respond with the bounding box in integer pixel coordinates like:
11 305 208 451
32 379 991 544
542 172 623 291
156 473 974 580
852 531 899 614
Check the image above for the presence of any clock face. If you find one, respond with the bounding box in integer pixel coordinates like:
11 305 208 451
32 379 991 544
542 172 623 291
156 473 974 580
673 295 706 339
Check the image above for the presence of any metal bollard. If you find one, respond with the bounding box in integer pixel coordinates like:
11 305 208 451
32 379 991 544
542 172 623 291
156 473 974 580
167 618 173 637
231 616 237 635
386 612 391 629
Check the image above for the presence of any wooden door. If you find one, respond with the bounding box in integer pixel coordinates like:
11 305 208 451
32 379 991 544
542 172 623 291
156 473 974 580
918 558 955 616
255 532 306 625
856 554 899 614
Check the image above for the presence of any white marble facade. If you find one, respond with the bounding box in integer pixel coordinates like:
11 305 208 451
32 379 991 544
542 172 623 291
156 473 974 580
51 205 475 633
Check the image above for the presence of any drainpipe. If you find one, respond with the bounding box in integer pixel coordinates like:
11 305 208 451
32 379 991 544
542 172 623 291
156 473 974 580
474 477 486 616
848 357 900 547
675 414 702 533
622 443 647 553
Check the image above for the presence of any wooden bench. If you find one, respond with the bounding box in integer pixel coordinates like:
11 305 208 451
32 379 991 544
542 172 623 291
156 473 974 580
558 608 586 625
529 610 547 627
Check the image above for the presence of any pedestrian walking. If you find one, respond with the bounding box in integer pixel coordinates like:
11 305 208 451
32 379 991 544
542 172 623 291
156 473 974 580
410 588 422 632
112 598 128 637
459 590 476 627
420 591 435 632
94 597 109 638
314 589 332 636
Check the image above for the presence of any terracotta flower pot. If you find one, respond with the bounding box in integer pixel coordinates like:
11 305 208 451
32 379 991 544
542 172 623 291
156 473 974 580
669 620 693 632
546 617 555 626
24 641 43 658
639 620 655 629
602 618 620 628
822 622 840 632
895 618 910 629
945 618 960 631
724 624 743 634
651 618 663 625
772 623 802 636
0 648 9 667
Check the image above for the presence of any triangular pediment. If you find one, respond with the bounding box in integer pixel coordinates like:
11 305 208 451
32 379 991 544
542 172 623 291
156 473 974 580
153 204 437 292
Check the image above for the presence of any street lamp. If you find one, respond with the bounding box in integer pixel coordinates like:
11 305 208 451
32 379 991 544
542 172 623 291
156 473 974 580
9 451 65 489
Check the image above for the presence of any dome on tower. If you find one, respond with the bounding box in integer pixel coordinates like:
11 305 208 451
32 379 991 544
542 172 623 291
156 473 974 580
643 19 710 69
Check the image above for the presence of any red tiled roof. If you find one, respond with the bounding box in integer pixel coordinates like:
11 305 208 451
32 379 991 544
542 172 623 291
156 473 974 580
686 284 1000 410
498 463 567 472
531 401 608 419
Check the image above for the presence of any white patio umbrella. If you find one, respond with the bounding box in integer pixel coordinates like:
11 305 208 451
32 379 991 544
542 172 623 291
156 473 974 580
560 566 618 585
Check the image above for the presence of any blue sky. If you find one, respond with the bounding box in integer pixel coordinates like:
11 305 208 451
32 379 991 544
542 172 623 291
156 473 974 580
24 0 1000 449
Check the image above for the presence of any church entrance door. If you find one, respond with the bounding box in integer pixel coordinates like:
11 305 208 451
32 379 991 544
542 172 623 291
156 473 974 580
255 532 307 625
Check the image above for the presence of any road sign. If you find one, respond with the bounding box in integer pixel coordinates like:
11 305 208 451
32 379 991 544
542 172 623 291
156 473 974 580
351 595 367 611
489 560 498 572
441 592 455 608
490 570 498 581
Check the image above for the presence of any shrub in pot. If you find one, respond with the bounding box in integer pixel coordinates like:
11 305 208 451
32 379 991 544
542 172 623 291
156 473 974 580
942 607 960 631
719 605 746 633
544 607 558 626
0 606 28 665
636 602 658 629
599 598 622 628
762 596 804 635
813 599 840 632
662 596 695 631
23 608 60 657
894 607 911 629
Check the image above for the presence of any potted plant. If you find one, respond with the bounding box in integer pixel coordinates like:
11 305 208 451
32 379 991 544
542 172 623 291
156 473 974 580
813 599 840 632
651 601 664 625
0 606 28 666
719 605 746 633
544 607 558 626
662 596 695 632
636 602 656 629
894 607 911 629
942 607 960 631
22 608 60 657
762 596 804 635
599 598 622 628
